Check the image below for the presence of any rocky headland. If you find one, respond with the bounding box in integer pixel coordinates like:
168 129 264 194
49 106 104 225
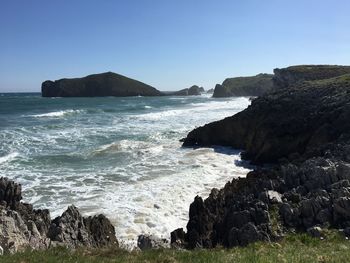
173 65 350 249
42 72 162 97
213 73 274 97
42 72 205 97
0 177 118 254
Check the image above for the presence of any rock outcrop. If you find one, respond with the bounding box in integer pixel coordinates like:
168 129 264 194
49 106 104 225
137 235 169 250
42 72 162 97
213 74 273 97
183 74 350 164
168 85 204 96
0 177 118 254
174 65 350 249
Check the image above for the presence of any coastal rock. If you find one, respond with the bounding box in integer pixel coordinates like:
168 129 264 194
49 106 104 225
213 73 274 97
48 205 118 248
169 85 203 96
182 73 350 164
0 177 118 253
0 177 22 209
174 65 350 249
42 72 162 97
0 208 50 254
137 235 168 250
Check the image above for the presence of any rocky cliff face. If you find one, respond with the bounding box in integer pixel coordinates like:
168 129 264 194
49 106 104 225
213 74 273 97
174 66 350 249
0 177 118 254
42 72 162 97
273 65 350 89
183 74 350 164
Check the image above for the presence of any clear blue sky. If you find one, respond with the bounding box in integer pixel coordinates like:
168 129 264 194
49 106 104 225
0 0 349 92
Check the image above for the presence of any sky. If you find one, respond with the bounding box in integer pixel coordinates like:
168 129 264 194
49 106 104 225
0 0 349 92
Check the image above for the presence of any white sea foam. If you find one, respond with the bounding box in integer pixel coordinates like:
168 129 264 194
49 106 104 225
2 95 252 249
30 109 82 118
0 152 19 164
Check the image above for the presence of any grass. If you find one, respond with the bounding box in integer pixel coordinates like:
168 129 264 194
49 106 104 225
2 232 350 263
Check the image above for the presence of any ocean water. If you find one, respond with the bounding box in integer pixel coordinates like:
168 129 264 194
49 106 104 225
0 92 251 247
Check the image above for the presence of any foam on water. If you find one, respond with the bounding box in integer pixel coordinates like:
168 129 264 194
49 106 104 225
0 152 19 164
0 94 251 248
30 109 82 118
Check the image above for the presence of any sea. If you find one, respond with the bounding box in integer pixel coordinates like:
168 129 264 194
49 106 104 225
0 92 252 247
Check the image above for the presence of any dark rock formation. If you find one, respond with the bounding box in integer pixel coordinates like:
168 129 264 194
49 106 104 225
174 65 350 249
167 85 203 96
48 205 118 248
273 65 350 89
42 72 162 97
137 235 168 250
0 177 118 254
188 85 203 95
183 74 350 164
213 74 273 97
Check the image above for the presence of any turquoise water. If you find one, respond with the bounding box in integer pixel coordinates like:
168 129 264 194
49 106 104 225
0 93 251 246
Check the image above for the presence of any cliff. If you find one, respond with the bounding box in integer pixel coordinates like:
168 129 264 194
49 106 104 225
273 65 350 89
173 66 350 249
41 72 162 97
183 73 350 163
213 74 273 97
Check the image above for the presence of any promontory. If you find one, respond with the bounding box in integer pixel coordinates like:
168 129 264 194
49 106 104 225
41 72 162 97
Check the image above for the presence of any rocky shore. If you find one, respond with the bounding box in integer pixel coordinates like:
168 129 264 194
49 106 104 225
0 177 118 254
173 65 350 249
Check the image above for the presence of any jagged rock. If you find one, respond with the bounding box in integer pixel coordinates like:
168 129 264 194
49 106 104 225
47 205 117 248
0 177 22 209
182 72 350 164
0 177 118 253
174 65 350 249
0 208 50 254
137 235 168 250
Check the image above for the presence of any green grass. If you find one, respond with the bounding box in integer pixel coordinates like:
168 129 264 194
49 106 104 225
2 232 350 263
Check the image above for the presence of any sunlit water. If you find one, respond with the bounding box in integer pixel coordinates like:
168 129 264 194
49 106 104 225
0 93 251 247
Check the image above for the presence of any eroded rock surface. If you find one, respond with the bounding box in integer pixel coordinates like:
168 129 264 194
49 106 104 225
0 177 118 254
174 65 350 249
